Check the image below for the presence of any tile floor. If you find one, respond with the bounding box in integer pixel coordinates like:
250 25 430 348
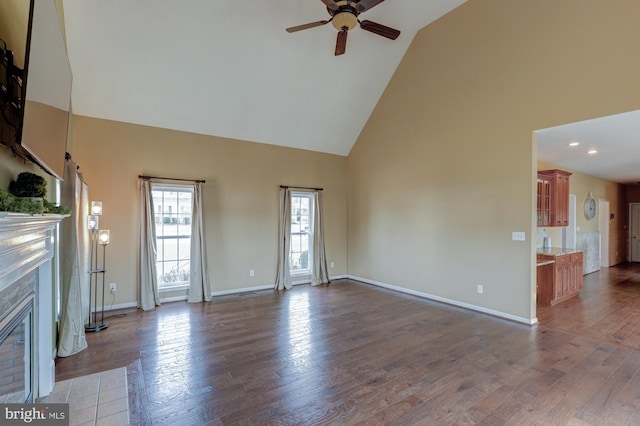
38 367 129 426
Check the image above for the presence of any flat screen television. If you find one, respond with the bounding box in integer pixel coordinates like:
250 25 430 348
0 0 71 180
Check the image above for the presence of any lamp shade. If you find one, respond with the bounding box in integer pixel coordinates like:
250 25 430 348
98 229 110 245
91 201 103 215
88 215 99 231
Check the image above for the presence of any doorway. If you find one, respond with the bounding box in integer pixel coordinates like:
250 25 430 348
599 199 610 268
630 203 640 262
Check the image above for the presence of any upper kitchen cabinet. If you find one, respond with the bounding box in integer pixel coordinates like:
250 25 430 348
537 169 572 227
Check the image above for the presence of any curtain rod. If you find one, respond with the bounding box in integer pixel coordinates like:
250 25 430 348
280 185 323 191
139 175 206 183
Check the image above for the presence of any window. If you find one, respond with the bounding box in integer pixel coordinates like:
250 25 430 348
152 184 193 290
290 192 314 275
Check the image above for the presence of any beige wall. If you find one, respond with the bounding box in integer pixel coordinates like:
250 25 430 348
69 115 348 305
0 148 54 191
348 0 640 321
9 0 640 322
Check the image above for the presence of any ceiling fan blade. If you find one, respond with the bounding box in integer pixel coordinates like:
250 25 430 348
360 20 400 40
335 29 347 56
355 0 385 13
286 20 330 33
320 0 338 11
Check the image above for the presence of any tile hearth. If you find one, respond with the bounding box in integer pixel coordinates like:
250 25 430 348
38 367 129 426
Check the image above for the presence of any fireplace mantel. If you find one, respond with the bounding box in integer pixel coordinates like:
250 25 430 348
0 212 68 399
0 212 68 292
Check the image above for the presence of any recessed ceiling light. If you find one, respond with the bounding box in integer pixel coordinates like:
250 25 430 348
569 142 580 147
587 149 598 155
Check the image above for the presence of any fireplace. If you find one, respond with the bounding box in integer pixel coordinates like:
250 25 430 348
0 287 33 403
0 212 67 400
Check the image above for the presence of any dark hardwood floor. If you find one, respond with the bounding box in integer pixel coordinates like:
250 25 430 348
56 265 640 425
537 263 640 351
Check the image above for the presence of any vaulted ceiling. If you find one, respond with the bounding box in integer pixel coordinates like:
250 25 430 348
62 1 640 184
62 0 468 156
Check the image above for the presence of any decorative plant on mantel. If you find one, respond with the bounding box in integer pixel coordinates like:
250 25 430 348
9 172 47 198
0 172 71 215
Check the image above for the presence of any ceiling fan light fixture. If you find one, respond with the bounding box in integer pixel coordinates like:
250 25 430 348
332 11 358 30
287 0 401 55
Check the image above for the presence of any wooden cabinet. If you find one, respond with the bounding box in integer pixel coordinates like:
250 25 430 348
554 171 571 226
554 254 570 299
537 176 551 227
537 251 583 305
536 262 554 305
570 251 584 292
537 169 571 227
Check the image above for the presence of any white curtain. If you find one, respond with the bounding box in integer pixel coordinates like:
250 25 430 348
274 187 292 290
138 179 161 310
311 191 330 286
188 182 211 303
57 158 89 357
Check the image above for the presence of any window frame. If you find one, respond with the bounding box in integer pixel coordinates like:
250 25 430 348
152 183 194 292
289 192 314 276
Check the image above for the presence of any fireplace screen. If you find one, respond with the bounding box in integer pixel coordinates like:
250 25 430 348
0 301 32 403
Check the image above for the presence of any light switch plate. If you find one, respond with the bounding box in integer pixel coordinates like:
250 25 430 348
512 231 526 241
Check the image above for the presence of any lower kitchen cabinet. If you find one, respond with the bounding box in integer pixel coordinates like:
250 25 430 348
537 251 584 305
570 251 584 292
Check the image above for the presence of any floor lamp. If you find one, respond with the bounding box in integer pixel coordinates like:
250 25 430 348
86 201 109 332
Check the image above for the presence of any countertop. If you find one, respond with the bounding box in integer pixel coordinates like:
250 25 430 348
537 247 582 256
536 247 583 266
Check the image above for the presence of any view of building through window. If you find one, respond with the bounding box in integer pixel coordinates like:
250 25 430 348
290 193 313 275
152 184 193 290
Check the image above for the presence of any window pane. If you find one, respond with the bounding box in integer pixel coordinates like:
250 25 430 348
159 260 178 285
163 237 179 261
179 237 191 262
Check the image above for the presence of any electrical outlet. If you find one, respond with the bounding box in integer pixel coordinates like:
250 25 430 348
477 284 484 294
249 269 255 277
109 283 116 293
330 262 335 269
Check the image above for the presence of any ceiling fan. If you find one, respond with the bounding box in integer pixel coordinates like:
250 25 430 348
286 0 401 56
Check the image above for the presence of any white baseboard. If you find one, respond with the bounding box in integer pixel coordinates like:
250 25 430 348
100 301 138 312
160 295 188 303
211 284 274 297
209 275 347 297
96 275 375 311
210 281 309 296
347 275 538 326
